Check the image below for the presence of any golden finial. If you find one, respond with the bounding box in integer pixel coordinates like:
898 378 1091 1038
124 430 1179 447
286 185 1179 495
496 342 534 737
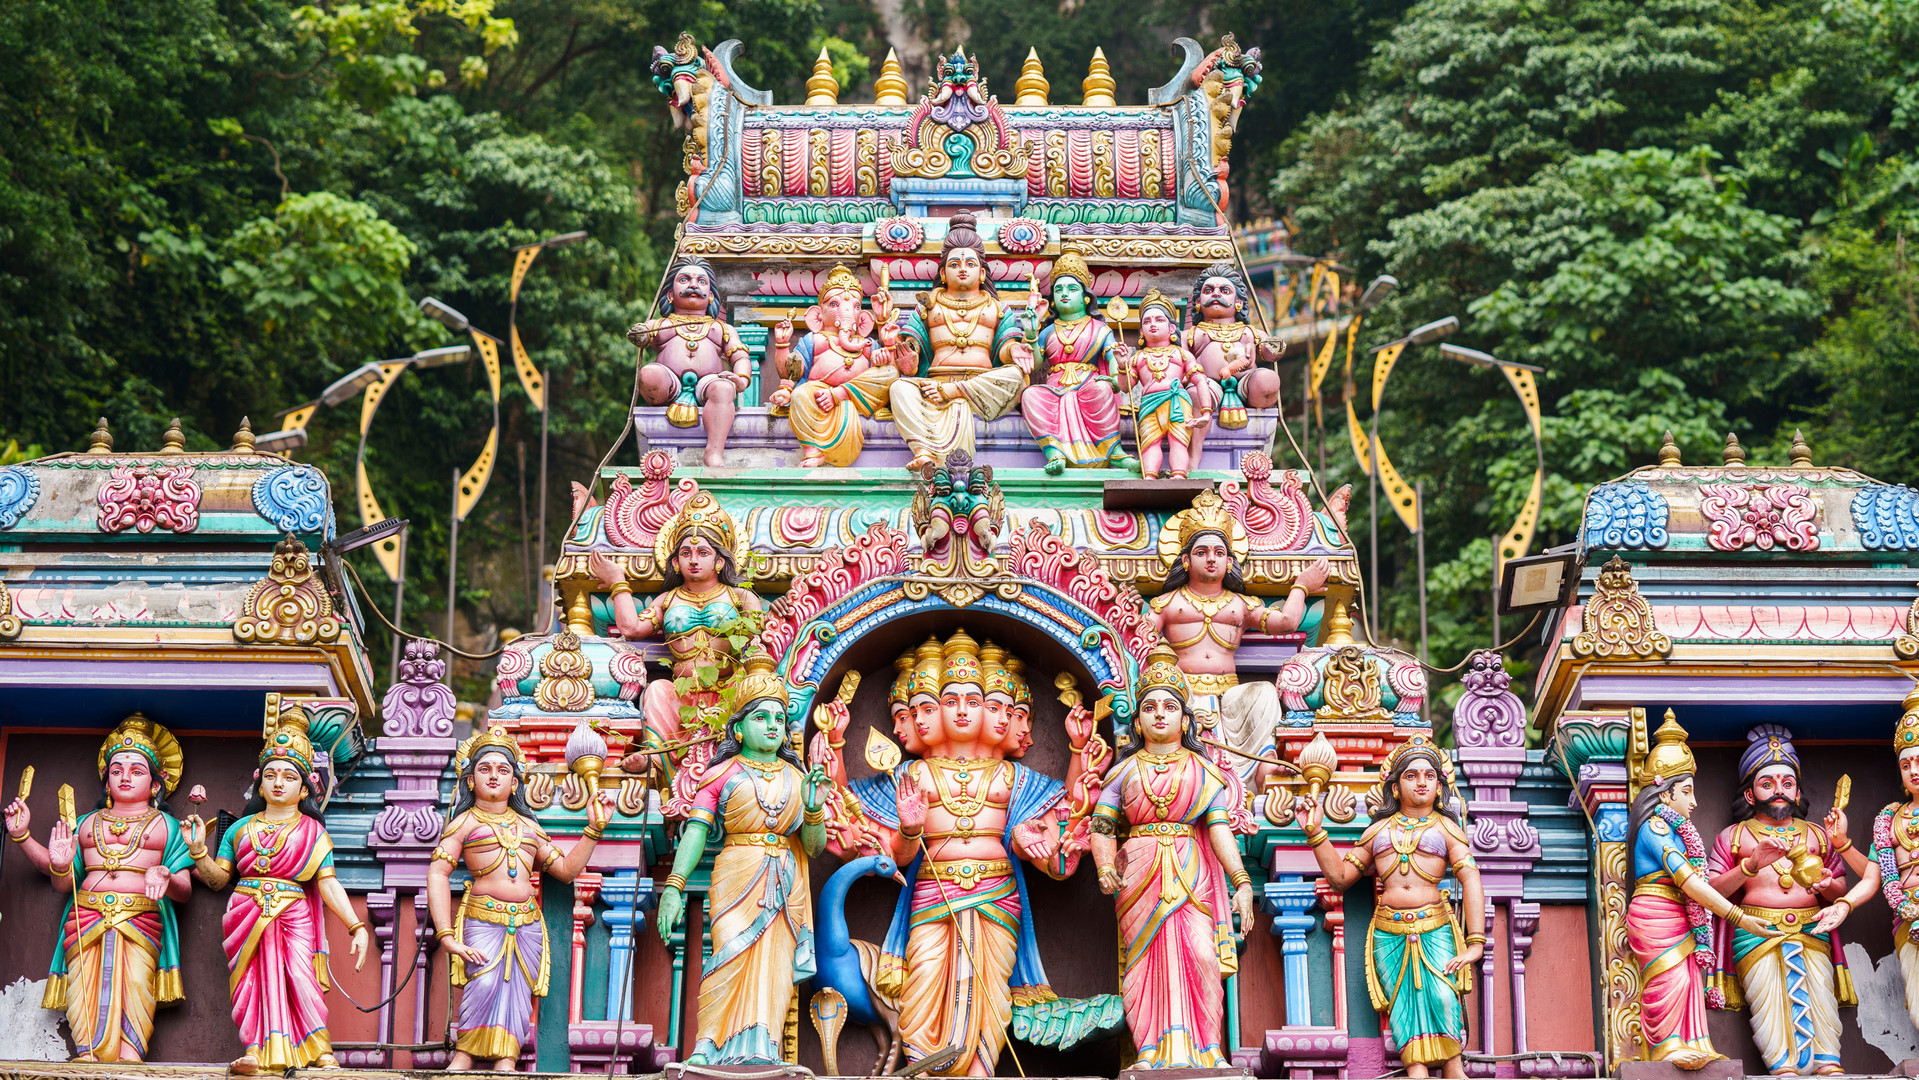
1722 432 1746 466
87 417 114 455
1082 47 1116 107
159 418 186 454
874 49 910 105
1015 48 1049 105
230 416 255 453
806 47 839 106
1322 595 1357 646
1790 429 1813 467
1657 430 1680 466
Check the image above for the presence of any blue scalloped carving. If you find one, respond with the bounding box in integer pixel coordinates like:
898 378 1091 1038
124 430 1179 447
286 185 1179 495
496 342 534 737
251 465 333 537
0 466 39 530
1853 484 1919 550
1584 481 1670 549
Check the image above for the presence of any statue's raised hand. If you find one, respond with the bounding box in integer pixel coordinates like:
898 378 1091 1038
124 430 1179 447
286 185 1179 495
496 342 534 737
802 767 829 814
182 814 208 854
4 798 28 841
771 318 795 349
588 551 625 592
1064 703 1095 751
46 819 74 868
896 770 928 838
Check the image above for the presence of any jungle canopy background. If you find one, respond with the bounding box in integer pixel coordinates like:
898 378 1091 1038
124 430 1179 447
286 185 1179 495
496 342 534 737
3 0 1915 706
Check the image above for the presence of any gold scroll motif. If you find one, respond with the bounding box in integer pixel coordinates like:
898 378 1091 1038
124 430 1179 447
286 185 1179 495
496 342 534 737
1092 131 1116 198
809 128 830 197
1046 130 1068 198
1571 556 1672 660
0 579 20 639
1317 644 1392 721
760 130 782 199
1896 596 1919 659
856 129 878 197
234 536 342 646
679 234 864 257
534 629 595 712
1140 129 1162 199
1599 838 1643 1067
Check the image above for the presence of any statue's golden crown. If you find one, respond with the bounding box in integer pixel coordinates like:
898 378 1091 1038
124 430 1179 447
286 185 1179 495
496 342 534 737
1138 286 1179 322
817 263 864 306
1898 687 1919 755
656 489 740 569
1049 252 1093 293
98 713 184 796
1636 710 1697 788
1135 642 1190 701
1177 489 1237 553
736 644 788 709
260 704 316 776
455 723 525 776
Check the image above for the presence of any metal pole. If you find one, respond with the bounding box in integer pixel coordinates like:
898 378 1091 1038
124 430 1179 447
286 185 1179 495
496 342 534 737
517 439 532 622
446 466 460 649
389 528 409 687
1368 409 1380 644
537 367 550 629
1416 480 1428 665
1490 529 1502 648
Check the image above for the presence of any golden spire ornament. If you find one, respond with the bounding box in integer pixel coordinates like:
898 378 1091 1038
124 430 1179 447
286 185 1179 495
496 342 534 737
1081 47 1116 107
230 416 255 454
874 48 910 105
87 417 114 454
1015 48 1049 105
805 47 840 106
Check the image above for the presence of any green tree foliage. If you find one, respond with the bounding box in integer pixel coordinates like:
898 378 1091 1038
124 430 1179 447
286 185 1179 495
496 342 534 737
1273 0 1919 712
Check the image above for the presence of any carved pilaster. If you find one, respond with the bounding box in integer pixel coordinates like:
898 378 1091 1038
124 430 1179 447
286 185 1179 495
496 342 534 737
1510 900 1541 1054
1314 880 1347 1030
1264 877 1319 1026
1454 651 1539 900
370 641 458 892
601 871 659 1023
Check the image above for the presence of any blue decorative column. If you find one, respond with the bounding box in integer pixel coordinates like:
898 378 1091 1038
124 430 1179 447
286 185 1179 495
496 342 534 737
601 870 659 1022
1262 874 1349 1079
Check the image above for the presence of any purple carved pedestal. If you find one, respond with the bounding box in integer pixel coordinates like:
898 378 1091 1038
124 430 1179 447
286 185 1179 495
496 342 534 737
1453 651 1543 1065
366 641 459 1064
633 405 1277 472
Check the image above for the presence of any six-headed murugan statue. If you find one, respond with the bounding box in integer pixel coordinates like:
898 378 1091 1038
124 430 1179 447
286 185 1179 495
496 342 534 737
5 715 192 1063
184 705 370 1074
429 724 610 1070
1091 643 1257 1069
819 629 1102 1075
1297 735 1484 1078
659 646 830 1064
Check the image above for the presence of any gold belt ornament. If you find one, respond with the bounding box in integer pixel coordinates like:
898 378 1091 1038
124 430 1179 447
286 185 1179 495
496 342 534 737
1184 671 1240 694
463 894 542 926
724 832 788 847
1374 902 1451 933
1130 822 1194 837
77 890 158 916
926 859 1012 890
1743 904 1822 930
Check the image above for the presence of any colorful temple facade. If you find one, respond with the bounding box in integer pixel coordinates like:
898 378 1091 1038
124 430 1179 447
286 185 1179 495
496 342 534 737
0 31 1917 1080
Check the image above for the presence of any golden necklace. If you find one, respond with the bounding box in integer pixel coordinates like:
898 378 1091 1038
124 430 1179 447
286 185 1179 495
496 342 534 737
1051 316 1091 350
1749 820 1803 889
1192 321 1249 348
249 812 299 873
473 808 527 880
675 582 730 606
739 757 791 821
91 810 158 871
1902 804 1919 849
928 759 996 818
1136 750 1184 816
664 313 714 344
1390 814 1432 876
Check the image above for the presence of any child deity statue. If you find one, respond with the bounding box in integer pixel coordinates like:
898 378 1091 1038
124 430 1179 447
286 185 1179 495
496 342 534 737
5 715 193 1063
1123 289 1208 480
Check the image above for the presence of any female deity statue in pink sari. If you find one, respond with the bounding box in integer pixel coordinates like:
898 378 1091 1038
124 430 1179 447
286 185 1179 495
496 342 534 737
1089 644 1256 1069
1018 252 1136 474
183 705 370 1074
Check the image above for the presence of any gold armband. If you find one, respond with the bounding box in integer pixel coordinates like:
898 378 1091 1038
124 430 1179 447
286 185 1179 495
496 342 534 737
663 873 688 893
582 825 605 841
346 920 368 935
1304 829 1329 847
541 849 562 869
431 847 459 866
1343 849 1367 868
609 581 633 598
1450 855 1477 874
8 832 27 844
1230 870 1252 889
188 845 209 860
803 807 826 826
437 927 457 941
1833 839 1853 854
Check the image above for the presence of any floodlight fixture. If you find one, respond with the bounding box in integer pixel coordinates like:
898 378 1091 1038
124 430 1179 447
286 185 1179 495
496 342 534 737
410 345 471 369
1440 344 1544 373
1498 543 1584 615
321 363 387 407
327 517 408 555
1406 316 1460 346
254 427 308 454
1358 275 1398 312
420 297 471 334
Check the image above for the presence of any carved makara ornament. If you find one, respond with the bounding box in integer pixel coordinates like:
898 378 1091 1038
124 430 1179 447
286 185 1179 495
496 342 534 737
234 535 341 646
535 630 596 713
1572 556 1672 660
1318 644 1390 721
